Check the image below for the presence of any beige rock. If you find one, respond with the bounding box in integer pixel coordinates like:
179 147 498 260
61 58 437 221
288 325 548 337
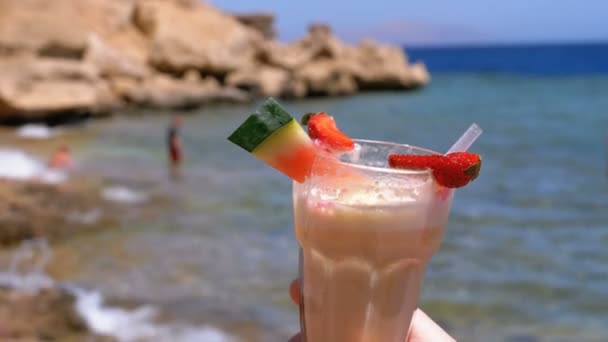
0 80 119 119
110 74 249 108
260 24 343 71
295 59 358 96
0 180 117 246
0 58 119 119
0 0 429 121
108 76 140 101
226 65 289 97
408 61 431 86
0 286 116 341
182 69 202 83
0 0 142 58
259 41 311 70
233 13 276 39
135 0 262 75
84 34 150 79
200 76 221 91
0 57 99 83
282 78 308 99
261 24 428 95
301 24 345 59
346 39 429 90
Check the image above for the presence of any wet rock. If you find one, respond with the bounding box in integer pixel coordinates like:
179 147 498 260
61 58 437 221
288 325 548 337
506 334 541 342
0 286 115 341
0 180 116 247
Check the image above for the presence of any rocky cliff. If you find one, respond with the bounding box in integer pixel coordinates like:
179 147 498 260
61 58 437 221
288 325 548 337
0 0 429 123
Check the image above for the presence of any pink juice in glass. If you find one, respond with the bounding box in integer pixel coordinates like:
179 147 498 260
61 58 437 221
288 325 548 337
293 140 453 342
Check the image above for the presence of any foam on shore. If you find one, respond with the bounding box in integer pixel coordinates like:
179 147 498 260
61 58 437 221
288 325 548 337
16 124 61 139
0 148 44 180
101 186 147 204
0 239 236 342
72 287 236 342
0 148 67 183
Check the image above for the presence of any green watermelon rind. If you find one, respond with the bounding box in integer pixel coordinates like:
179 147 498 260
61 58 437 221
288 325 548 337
228 98 294 152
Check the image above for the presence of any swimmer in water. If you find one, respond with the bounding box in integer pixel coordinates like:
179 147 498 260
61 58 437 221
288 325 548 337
48 145 73 170
167 114 183 176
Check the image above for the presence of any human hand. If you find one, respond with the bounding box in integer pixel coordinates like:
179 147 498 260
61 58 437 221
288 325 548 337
287 279 455 342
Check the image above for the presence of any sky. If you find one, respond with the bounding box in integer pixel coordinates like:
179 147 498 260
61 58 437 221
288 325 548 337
213 0 608 46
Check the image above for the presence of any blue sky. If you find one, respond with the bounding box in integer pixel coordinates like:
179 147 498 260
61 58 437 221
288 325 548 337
213 0 608 45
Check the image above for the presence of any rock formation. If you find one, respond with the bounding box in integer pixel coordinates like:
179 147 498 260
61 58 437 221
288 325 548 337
233 13 276 39
0 287 116 341
0 180 116 246
0 0 429 123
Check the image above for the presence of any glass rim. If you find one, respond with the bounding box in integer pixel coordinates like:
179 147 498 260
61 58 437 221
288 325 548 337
314 138 441 176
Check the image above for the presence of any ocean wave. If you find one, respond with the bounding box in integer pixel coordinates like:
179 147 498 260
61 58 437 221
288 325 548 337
102 186 148 204
16 124 61 139
0 239 235 342
0 239 55 293
0 148 44 180
72 287 236 342
67 209 102 225
0 148 67 183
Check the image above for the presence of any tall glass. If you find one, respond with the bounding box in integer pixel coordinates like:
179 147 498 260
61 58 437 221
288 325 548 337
293 140 454 342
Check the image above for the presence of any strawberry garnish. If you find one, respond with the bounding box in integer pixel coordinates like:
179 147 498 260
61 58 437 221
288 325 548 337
388 152 482 188
301 112 354 151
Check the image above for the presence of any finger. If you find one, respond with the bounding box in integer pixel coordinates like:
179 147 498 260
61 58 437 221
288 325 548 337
288 333 301 342
289 279 300 305
407 309 455 342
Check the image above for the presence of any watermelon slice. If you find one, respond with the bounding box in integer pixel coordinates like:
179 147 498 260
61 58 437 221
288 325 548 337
228 98 316 182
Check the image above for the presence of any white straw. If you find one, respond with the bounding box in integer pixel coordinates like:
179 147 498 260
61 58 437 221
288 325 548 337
446 123 483 154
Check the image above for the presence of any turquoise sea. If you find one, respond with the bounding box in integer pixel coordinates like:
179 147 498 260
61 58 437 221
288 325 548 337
2 45 608 341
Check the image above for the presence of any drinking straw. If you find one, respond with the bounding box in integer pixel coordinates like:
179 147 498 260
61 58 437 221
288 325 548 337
446 123 483 153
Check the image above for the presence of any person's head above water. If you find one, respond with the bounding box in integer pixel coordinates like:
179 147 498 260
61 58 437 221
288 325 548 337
48 144 73 169
171 113 182 128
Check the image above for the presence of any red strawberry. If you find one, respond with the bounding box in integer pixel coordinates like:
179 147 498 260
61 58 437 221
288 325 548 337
388 152 482 188
301 112 354 151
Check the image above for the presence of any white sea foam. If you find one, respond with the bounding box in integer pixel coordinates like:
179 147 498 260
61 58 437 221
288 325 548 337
0 148 67 183
0 239 235 342
0 239 54 293
0 148 44 180
102 186 147 204
16 124 60 139
67 209 102 225
39 169 68 184
72 287 236 342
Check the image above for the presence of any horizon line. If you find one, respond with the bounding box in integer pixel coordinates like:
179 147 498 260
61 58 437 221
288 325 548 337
402 39 608 49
